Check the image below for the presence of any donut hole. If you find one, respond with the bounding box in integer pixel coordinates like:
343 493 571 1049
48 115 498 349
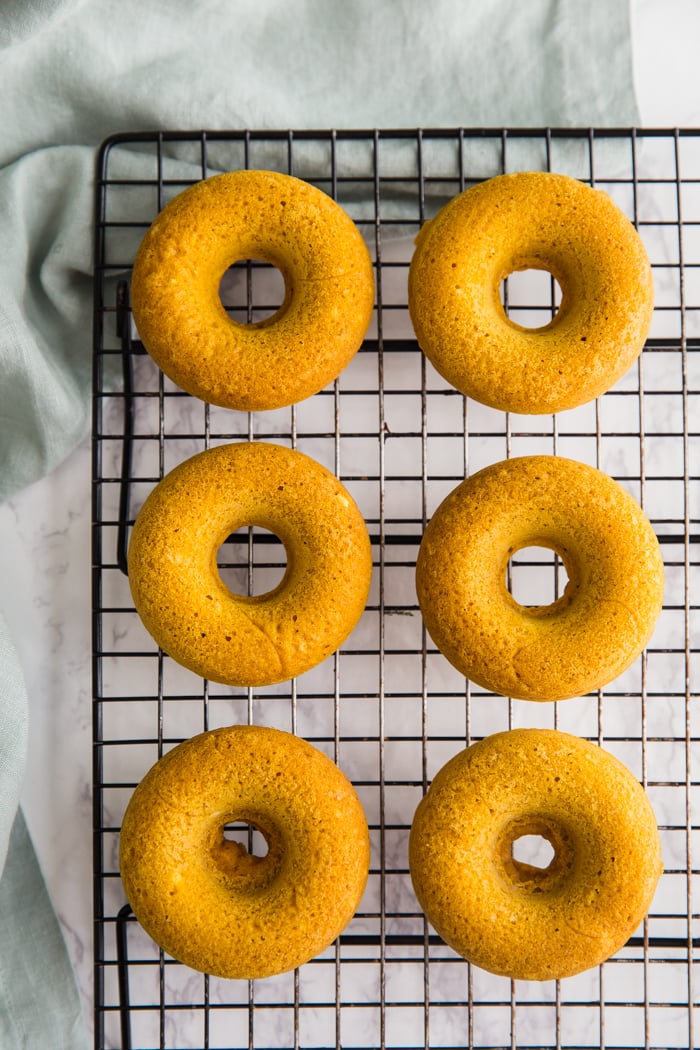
211 815 283 889
217 526 288 597
219 259 287 325
500 267 562 329
511 834 555 871
223 820 270 860
497 816 574 892
509 831 558 889
506 545 570 610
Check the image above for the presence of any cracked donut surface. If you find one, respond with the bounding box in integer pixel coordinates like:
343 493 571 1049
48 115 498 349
415 455 664 701
127 441 372 686
408 728 662 981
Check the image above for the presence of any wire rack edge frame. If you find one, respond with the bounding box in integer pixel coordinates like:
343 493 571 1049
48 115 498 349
92 127 699 1050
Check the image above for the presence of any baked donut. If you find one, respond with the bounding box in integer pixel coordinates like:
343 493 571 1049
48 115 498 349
127 441 372 686
409 728 663 981
407 171 653 414
130 169 375 411
119 724 370 979
416 455 664 701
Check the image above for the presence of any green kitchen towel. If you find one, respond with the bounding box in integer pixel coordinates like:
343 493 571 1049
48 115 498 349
0 618 27 873
0 611 85 1047
0 0 639 502
0 1 638 1045
0 812 86 1050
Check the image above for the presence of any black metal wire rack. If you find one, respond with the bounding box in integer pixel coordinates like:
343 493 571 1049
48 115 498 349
92 128 700 1050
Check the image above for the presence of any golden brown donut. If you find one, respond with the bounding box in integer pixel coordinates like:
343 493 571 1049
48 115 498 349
415 455 664 701
119 724 370 979
409 728 663 981
128 441 372 686
130 169 375 410
407 171 653 414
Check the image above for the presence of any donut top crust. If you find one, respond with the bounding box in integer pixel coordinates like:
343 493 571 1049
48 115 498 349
415 456 665 700
408 728 663 980
119 724 370 979
127 441 372 686
130 169 375 410
408 171 654 414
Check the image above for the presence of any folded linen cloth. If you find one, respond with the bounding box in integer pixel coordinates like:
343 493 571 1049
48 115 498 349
0 0 638 1045
0 812 87 1049
0 0 639 501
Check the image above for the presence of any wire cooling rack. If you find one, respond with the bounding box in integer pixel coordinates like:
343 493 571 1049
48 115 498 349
92 128 700 1050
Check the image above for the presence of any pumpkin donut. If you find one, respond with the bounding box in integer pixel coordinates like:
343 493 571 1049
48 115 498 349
415 455 664 701
409 728 663 981
127 441 372 686
407 171 653 414
120 725 370 979
130 169 375 410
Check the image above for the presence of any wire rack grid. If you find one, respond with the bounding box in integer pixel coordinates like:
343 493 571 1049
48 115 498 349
92 128 700 1050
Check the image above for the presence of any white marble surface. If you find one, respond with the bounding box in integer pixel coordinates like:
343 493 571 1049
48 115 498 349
1 4 699 1045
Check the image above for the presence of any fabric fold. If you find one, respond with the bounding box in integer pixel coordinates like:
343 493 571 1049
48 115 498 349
0 811 88 1050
